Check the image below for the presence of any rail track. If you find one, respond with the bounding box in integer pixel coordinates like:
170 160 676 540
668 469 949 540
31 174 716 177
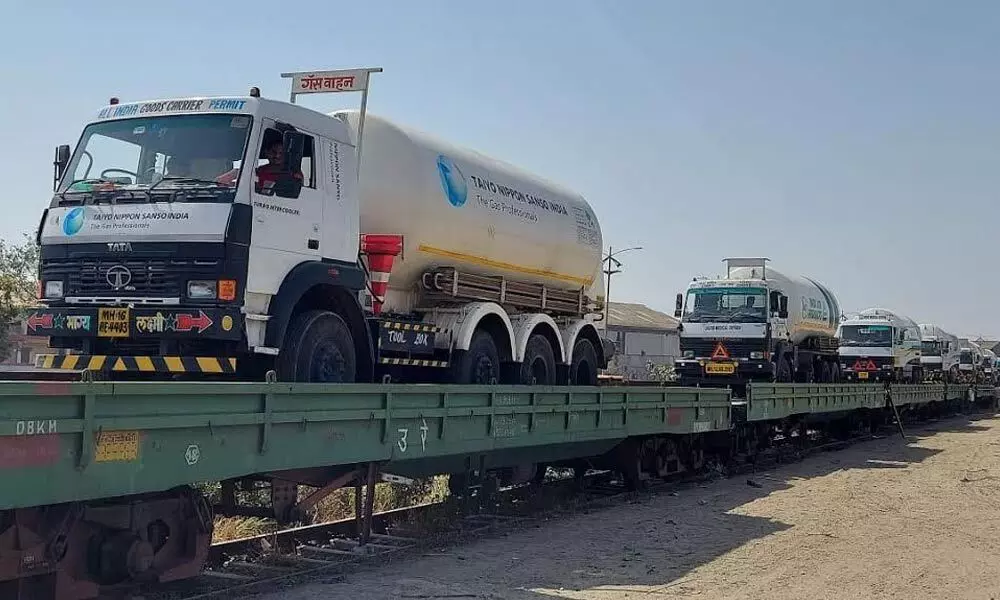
123 401 997 600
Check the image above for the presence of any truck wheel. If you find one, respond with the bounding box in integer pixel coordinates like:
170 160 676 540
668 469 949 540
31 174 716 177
519 334 556 385
569 338 598 385
277 310 356 383
452 330 500 384
774 356 792 383
817 362 832 383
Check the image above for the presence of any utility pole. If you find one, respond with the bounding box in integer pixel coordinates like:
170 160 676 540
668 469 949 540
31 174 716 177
602 245 642 325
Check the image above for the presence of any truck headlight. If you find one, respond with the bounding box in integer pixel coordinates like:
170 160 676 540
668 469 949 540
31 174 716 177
683 350 694 358
187 280 217 299
44 280 64 299
750 351 764 359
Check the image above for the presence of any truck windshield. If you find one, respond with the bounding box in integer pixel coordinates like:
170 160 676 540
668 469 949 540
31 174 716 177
921 341 941 356
960 350 974 365
57 114 252 202
683 287 767 323
839 325 891 347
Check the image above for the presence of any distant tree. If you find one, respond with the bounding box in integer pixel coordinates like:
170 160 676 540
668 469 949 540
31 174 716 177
0 234 39 359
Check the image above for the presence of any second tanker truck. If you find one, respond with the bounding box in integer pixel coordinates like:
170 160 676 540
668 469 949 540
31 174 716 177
837 308 923 383
27 67 611 385
673 258 842 388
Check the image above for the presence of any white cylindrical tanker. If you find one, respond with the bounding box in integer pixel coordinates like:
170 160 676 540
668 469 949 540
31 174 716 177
724 265 841 345
333 110 604 315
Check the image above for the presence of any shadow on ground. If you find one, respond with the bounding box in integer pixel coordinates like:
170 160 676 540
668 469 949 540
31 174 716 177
294 411 998 600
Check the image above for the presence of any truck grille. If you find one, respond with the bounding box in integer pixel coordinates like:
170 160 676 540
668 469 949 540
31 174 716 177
682 339 766 359
41 258 221 298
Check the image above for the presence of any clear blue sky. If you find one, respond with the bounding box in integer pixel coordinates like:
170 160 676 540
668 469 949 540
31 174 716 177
2 1 999 337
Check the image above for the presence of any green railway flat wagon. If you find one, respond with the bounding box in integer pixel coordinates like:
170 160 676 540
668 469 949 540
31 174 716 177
0 382 731 512
0 379 993 600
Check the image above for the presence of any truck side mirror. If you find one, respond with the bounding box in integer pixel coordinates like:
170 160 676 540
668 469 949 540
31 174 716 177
674 293 683 318
53 144 71 191
778 296 788 318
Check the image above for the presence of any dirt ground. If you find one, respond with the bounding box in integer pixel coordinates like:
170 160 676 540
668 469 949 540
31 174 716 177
261 413 1000 600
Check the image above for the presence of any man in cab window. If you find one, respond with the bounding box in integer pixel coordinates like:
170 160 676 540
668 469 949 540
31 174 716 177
255 139 303 192
214 138 303 191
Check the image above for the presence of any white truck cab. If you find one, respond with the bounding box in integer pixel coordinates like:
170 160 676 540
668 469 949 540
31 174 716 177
837 308 922 383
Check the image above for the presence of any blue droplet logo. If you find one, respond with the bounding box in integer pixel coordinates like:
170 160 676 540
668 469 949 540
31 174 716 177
436 155 468 207
63 207 85 236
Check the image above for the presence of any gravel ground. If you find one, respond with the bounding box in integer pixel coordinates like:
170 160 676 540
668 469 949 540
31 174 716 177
259 414 1000 600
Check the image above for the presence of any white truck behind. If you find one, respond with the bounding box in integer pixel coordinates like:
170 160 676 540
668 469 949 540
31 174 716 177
28 67 611 385
956 338 980 383
837 308 922 383
673 258 842 387
918 323 960 382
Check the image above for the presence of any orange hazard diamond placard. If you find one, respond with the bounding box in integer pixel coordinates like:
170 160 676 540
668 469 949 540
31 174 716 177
711 342 730 359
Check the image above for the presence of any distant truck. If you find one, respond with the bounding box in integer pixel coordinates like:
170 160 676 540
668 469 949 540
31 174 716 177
837 308 922 383
918 324 960 382
28 67 611 385
956 338 980 384
673 257 842 387
980 347 997 385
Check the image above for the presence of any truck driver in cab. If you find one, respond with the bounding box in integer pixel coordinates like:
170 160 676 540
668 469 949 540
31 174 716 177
215 133 303 192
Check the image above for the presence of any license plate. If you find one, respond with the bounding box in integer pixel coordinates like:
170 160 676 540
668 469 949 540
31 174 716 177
705 362 735 375
98 308 130 338
858 372 869 380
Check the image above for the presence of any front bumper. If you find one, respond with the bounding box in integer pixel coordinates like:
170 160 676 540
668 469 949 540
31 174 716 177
842 366 894 382
24 305 243 341
675 358 774 384
35 354 237 374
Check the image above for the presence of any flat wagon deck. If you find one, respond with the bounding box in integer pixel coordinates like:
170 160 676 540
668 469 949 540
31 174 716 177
0 379 993 600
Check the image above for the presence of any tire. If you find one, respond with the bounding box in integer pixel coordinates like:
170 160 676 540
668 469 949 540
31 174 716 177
817 361 832 383
774 356 792 383
831 363 842 383
452 330 501 384
519 334 556 385
796 361 814 383
277 310 356 383
569 338 599 386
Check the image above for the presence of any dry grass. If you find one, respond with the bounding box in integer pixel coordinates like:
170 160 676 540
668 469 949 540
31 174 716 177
210 476 452 543
213 516 277 541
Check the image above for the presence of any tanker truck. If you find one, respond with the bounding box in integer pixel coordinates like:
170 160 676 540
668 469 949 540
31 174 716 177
837 308 922 383
27 67 611 385
956 338 980 384
980 346 997 385
919 323 960 382
672 258 842 388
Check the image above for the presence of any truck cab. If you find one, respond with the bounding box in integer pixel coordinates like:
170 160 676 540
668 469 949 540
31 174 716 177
837 309 922 383
31 89 370 379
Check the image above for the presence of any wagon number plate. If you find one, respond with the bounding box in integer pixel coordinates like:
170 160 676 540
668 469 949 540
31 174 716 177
705 362 736 375
98 308 130 338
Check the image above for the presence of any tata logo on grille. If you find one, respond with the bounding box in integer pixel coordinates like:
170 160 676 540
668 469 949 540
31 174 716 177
106 265 133 290
106 242 133 252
